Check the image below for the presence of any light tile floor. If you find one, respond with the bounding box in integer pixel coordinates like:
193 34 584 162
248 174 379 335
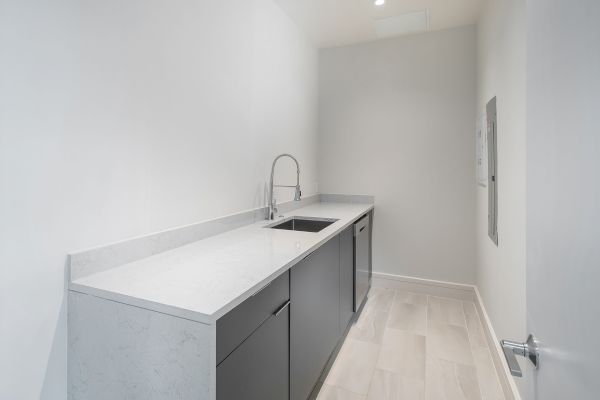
317 287 505 400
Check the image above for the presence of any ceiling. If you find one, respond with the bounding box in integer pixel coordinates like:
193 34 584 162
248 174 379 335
274 0 482 48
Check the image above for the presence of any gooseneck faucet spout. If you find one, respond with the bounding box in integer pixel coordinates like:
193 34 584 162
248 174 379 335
268 154 302 220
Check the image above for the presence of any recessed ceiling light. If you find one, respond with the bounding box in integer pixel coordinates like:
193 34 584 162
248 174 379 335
374 0 385 6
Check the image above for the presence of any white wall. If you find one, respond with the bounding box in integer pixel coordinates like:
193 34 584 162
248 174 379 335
476 0 527 396
318 26 477 284
0 0 318 398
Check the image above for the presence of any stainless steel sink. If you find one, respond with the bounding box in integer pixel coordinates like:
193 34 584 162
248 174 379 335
267 217 338 233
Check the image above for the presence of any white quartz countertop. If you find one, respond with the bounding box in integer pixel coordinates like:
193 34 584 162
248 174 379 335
70 202 373 324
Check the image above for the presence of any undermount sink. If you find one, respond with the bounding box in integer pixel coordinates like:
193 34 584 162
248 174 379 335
267 217 339 233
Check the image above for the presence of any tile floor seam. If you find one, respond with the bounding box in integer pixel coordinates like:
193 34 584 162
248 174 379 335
480 346 506 400
462 301 486 399
326 383 366 397
351 288 390 399
456 362 479 400
366 288 396 397
452 362 462 398
365 335 383 399
469 300 506 400
425 293 429 339
471 301 490 349
376 292 397 396
425 294 431 400
460 301 469 328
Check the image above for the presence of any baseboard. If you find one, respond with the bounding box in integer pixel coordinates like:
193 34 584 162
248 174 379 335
473 287 521 400
372 272 520 400
372 272 476 301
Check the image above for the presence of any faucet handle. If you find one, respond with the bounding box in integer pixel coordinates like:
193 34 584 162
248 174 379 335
272 196 278 213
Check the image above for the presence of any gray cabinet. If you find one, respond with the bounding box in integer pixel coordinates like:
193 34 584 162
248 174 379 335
216 271 290 400
290 236 340 400
354 214 371 311
216 271 289 365
339 225 354 333
216 305 289 400
217 217 367 400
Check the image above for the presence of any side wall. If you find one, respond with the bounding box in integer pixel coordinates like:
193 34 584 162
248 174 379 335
318 26 477 284
476 0 527 396
0 1 318 398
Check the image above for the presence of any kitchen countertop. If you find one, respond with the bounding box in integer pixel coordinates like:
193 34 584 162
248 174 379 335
69 202 373 324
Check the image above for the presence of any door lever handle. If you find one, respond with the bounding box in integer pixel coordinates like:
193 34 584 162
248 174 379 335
500 334 539 377
273 300 291 317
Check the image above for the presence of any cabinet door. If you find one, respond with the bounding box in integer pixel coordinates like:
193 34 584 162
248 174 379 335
339 225 354 333
290 236 340 400
217 270 289 365
216 304 290 400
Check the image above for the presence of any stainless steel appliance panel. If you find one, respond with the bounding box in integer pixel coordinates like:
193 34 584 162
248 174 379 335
353 214 371 311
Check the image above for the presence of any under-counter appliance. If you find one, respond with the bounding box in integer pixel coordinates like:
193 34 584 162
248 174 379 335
354 214 371 311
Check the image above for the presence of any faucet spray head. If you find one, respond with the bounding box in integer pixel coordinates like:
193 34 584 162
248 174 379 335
294 185 302 201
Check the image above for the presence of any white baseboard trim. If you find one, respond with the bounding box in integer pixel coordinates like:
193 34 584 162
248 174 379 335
473 287 522 400
372 272 476 301
372 272 520 400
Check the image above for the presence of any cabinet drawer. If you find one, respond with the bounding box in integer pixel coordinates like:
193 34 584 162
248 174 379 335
217 305 290 400
216 270 290 365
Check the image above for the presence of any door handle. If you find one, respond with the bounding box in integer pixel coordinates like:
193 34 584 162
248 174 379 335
500 334 539 377
273 300 291 317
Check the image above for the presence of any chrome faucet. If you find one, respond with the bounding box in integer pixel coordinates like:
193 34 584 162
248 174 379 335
267 154 302 220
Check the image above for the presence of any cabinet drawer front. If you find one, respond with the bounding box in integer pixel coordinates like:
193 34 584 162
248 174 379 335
217 307 290 400
216 270 289 365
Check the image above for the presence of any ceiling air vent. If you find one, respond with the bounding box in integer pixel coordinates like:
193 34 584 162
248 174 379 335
374 10 429 39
